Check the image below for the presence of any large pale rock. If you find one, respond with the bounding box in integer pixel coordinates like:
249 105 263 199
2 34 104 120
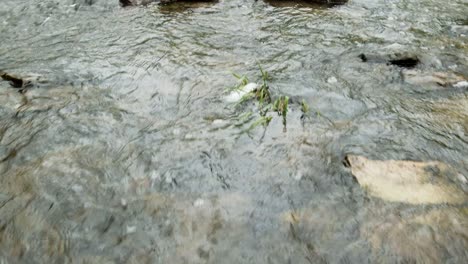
346 155 467 204
403 70 466 87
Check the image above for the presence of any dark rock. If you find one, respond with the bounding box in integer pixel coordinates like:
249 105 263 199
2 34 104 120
0 71 25 88
120 0 159 6
120 0 134 6
388 57 420 69
0 71 49 93
83 0 96 5
359 53 420 68
358 53 367 62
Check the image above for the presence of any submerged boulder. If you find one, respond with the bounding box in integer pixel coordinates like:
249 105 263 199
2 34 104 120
362 208 468 263
402 70 467 88
345 155 467 204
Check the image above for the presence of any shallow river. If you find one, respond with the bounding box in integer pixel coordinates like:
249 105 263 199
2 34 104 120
0 0 467 263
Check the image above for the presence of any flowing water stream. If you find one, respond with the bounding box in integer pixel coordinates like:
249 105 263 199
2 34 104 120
0 0 467 263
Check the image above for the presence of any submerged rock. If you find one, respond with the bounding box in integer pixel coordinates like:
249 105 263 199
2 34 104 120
0 71 27 89
402 70 466 87
402 70 442 86
120 0 157 6
345 155 467 204
0 71 48 93
359 53 420 69
362 208 468 263
388 57 420 68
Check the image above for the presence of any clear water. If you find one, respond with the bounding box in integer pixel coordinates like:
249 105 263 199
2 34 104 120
0 0 467 263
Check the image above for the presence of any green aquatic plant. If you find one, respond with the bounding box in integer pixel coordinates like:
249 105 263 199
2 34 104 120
236 114 273 138
228 65 294 132
273 96 289 131
250 64 271 106
229 72 249 91
301 99 309 115
255 84 271 106
230 67 271 108
258 63 270 86
246 115 273 132
273 96 289 116
233 111 254 127
232 72 249 85
300 99 310 126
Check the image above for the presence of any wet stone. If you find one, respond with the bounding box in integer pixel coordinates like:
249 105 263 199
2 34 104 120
0 72 24 88
388 57 420 68
359 53 420 68
362 208 468 264
345 155 467 204
402 70 466 87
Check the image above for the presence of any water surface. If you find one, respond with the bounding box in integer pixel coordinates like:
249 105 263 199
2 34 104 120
0 0 467 263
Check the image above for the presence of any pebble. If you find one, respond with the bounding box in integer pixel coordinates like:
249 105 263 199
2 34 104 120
71 185 83 193
126 226 137 234
327 77 338 84
150 171 160 181
193 198 205 207
457 174 467 184
212 119 227 127
184 134 195 140
121 198 127 207
293 171 303 181
165 175 174 184
173 129 181 136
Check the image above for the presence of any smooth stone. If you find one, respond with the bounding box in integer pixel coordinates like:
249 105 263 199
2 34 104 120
327 76 338 84
346 155 467 204
403 70 466 87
